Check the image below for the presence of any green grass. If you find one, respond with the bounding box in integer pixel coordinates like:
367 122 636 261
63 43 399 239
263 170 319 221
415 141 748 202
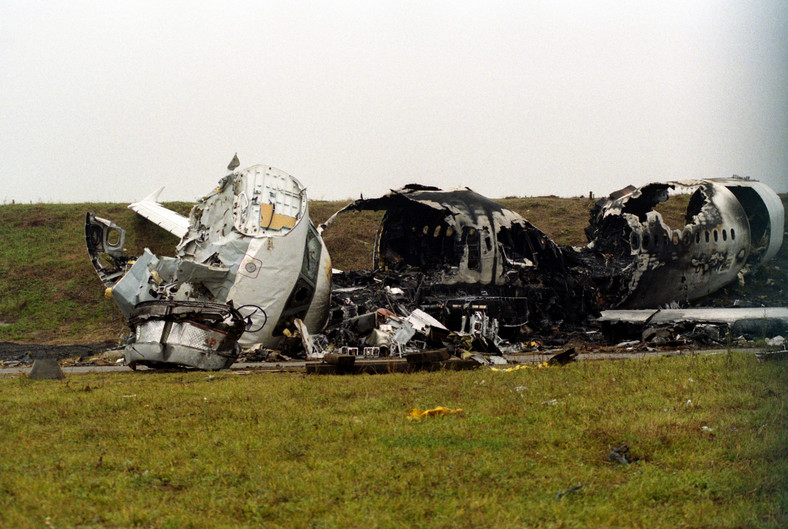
1 353 785 528
0 202 191 343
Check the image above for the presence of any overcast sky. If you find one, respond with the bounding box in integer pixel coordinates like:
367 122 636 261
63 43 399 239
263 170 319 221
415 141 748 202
1 0 786 205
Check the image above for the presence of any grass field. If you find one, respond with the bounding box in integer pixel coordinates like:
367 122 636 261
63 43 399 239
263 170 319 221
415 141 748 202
1 352 786 528
0 202 192 343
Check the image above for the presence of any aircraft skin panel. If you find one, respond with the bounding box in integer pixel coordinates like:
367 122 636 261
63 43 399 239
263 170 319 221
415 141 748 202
232 166 306 236
230 224 309 347
230 217 332 347
128 187 190 239
226 170 329 347
302 239 333 333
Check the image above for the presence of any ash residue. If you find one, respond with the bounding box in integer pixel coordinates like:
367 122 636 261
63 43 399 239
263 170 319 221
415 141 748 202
0 342 115 365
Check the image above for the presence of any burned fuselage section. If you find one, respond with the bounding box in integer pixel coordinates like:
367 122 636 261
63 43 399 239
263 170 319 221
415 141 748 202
320 178 783 359
86 163 332 369
322 185 598 347
583 177 784 308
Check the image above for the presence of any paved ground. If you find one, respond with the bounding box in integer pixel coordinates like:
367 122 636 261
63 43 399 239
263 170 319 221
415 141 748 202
0 346 773 377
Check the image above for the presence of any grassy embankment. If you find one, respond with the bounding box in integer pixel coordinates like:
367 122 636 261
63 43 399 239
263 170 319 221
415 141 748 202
0 202 192 343
1 352 786 528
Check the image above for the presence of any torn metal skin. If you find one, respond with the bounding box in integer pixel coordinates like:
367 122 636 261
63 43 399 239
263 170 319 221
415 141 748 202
322 184 567 286
582 177 784 308
598 306 788 348
86 161 332 369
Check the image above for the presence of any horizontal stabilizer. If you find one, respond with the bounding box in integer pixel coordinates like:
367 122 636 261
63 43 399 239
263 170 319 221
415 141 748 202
128 188 190 238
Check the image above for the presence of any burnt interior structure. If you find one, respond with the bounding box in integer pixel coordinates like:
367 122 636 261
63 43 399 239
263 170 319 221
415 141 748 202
322 185 598 338
367 186 566 278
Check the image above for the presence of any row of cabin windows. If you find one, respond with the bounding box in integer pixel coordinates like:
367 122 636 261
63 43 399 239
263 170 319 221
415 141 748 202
422 224 455 238
402 222 553 273
632 227 736 251
418 225 494 252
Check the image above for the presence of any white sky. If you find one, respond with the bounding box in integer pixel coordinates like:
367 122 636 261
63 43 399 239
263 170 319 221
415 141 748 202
1 0 786 204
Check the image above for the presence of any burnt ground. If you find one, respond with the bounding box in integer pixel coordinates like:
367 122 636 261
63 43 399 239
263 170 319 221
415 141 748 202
0 342 117 365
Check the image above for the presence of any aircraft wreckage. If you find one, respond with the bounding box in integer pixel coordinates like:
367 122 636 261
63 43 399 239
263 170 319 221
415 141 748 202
86 167 784 370
582 177 784 308
86 159 331 369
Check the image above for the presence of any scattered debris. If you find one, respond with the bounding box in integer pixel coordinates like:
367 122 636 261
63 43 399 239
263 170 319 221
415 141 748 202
293 318 324 359
491 362 551 372
406 406 464 420
555 484 583 500
548 347 578 366
607 444 635 465
756 349 788 362
599 307 788 344
406 349 451 365
0 343 114 366
324 352 356 369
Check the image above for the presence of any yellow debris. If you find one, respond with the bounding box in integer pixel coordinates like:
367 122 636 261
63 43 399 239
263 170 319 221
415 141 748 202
407 406 464 420
104 287 113 299
490 362 550 372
